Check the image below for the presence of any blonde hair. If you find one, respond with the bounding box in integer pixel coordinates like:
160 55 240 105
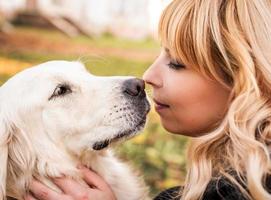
159 0 271 199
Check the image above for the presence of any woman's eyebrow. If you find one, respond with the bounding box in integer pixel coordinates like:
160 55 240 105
164 49 186 65
164 48 172 57
164 48 170 53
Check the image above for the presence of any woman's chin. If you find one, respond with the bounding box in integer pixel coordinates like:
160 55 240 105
161 121 186 135
161 121 208 137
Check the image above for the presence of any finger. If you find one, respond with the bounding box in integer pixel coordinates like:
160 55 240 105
53 176 89 198
29 180 63 200
79 166 111 191
24 194 38 200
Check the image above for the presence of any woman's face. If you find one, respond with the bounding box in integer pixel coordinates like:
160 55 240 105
143 49 231 137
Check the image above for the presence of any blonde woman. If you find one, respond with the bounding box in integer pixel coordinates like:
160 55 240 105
145 0 271 199
26 0 271 199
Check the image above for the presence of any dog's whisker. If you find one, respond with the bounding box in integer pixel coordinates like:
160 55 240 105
75 54 112 71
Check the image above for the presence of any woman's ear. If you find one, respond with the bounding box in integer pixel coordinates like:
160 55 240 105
0 114 12 200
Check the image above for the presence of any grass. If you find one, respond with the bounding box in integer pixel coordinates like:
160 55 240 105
0 26 187 197
12 26 160 51
0 50 151 78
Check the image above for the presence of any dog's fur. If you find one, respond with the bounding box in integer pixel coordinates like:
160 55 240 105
0 61 150 200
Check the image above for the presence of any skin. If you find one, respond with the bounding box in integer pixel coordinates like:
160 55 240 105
24 166 116 200
25 48 231 200
143 49 231 136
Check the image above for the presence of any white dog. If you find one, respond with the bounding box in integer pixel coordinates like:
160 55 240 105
0 61 150 200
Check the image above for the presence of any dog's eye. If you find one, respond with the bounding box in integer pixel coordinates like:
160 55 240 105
55 86 68 96
50 84 71 100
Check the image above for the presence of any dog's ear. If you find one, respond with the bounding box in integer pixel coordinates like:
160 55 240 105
0 113 12 200
0 112 35 199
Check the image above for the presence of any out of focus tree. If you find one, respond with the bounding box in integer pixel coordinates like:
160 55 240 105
26 0 38 11
13 0 82 37
11 0 93 37
0 11 13 33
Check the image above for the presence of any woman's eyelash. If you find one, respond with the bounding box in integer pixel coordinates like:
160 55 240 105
167 61 186 70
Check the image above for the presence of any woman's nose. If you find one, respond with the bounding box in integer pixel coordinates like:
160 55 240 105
142 68 150 83
143 63 162 88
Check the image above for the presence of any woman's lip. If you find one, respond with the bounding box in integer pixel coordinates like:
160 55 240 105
153 99 170 111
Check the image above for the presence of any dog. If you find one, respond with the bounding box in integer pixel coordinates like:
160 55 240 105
0 61 150 200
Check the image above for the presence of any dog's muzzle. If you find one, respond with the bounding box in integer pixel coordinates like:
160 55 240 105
92 78 150 151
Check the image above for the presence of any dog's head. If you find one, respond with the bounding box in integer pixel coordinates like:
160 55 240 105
0 61 150 197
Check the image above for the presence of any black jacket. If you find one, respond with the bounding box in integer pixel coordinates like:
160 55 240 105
154 176 271 200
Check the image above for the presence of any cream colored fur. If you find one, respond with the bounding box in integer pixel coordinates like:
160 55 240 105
0 61 150 200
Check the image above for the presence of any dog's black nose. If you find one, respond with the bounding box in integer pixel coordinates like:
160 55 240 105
123 78 145 97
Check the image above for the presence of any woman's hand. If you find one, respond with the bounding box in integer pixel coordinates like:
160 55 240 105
24 166 116 200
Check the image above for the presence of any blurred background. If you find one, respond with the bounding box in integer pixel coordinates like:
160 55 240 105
0 0 188 197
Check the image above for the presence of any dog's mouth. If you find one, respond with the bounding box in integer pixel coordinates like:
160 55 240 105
92 118 146 151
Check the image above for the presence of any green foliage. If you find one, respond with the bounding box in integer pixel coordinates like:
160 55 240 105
0 74 10 85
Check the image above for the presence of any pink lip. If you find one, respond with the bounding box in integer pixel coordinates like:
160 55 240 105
153 99 170 111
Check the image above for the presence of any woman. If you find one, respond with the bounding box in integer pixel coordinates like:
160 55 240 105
25 0 271 199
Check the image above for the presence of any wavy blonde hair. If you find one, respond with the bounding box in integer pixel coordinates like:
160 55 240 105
159 0 271 199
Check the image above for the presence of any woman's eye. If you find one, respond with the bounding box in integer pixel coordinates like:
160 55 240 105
167 61 186 70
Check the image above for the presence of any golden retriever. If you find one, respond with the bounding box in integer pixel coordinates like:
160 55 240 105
0 61 150 200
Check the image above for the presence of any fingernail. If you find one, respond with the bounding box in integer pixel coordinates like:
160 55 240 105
23 193 31 200
53 177 63 183
77 164 84 169
53 174 65 181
